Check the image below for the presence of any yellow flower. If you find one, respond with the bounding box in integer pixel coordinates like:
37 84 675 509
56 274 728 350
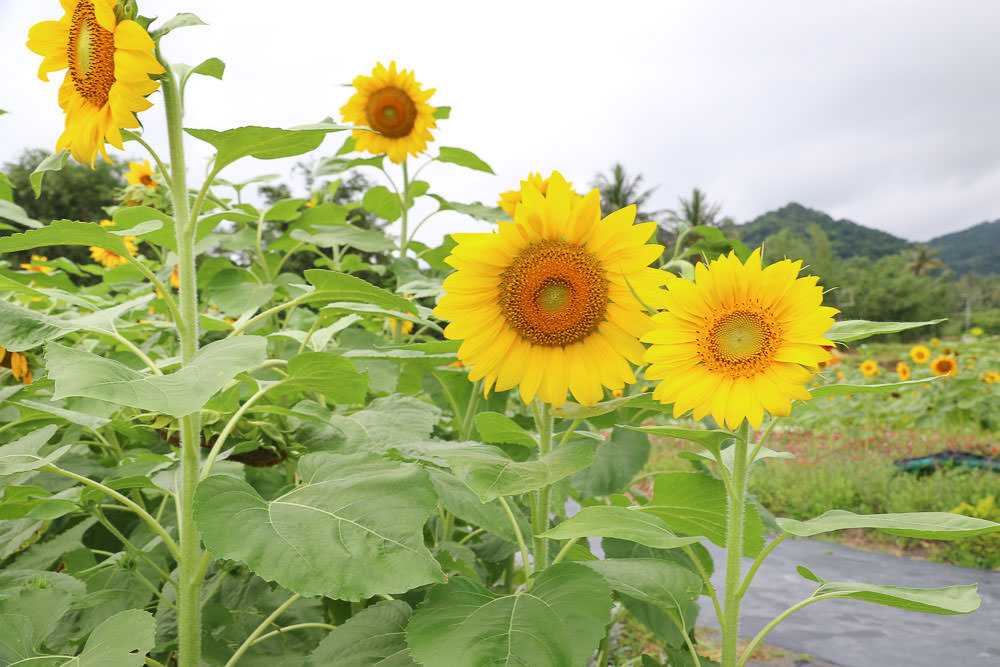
930 356 958 377
0 346 33 385
20 255 53 274
909 345 931 364
340 61 436 164
941 346 958 357
643 249 837 430
896 362 911 381
170 264 179 289
929 337 940 346
434 171 669 407
860 360 879 377
388 318 415 336
27 0 165 165
970 327 983 336
126 159 158 188
980 371 1000 384
89 219 137 268
836 370 846 382
498 173 577 218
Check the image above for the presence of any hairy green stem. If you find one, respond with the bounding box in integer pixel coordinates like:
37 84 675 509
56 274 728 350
682 543 723 627
225 593 301 667
531 401 553 571
721 423 750 667
200 383 279 479
497 496 532 584
248 622 339 647
737 532 789 601
735 595 838 667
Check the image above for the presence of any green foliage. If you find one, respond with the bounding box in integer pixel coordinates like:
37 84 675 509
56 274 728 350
942 496 1000 569
928 219 1000 276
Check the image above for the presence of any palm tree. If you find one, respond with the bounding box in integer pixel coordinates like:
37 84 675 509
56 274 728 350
901 244 948 277
589 163 658 219
665 187 722 229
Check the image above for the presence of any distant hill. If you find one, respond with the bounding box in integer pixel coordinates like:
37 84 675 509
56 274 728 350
730 203 911 260
928 220 1000 276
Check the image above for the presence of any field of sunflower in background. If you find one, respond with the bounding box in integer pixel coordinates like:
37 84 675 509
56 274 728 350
0 3 998 667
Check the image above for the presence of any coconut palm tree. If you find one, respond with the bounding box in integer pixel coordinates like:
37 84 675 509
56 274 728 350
589 163 658 219
665 187 722 229
901 244 948 277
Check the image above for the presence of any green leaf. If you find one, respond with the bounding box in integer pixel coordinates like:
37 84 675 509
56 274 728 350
406 441 595 501
0 614 35 664
0 219 156 256
186 125 343 171
303 270 417 314
0 200 42 229
810 377 939 398
584 558 702 613
571 427 650 496
195 452 444 600
151 12 206 39
315 154 385 176
305 600 416 667
645 472 764 557
362 186 401 222
0 425 70 476
73 608 156 666
273 352 369 405
551 393 670 420
46 337 266 418
426 469 528 544
473 412 536 448
826 319 945 342
777 509 1000 540
406 563 611 667
264 198 306 222
174 56 225 92
0 294 153 352
542 506 704 550
804 572 980 615
623 425 735 460
29 151 69 198
291 225 396 253
429 195 509 222
305 396 441 454
14 399 110 430
436 147 494 174
432 106 451 119
202 268 274 317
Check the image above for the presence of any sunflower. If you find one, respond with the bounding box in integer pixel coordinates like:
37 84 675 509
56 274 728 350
340 61 436 164
910 345 931 364
643 249 837 430
860 360 879 378
931 356 958 377
941 346 958 357
929 337 940 347
89 219 137 268
20 255 53 274
27 0 164 165
970 327 984 336
896 362 911 381
498 173 578 218
170 264 179 288
126 159 158 188
434 171 669 407
0 346 33 385
980 371 1000 384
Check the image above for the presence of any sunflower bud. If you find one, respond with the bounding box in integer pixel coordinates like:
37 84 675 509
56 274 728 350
115 0 138 22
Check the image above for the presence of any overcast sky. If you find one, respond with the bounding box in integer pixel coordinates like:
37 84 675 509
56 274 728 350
2 0 999 244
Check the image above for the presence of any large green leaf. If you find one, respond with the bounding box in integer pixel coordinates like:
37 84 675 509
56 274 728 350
799 567 979 615
624 425 735 459
7 608 157 666
473 412 536 448
315 395 441 453
429 195 510 222
778 509 1000 540
571 427 650 496
305 600 416 667
436 147 494 174
271 352 369 405
46 336 266 418
0 200 42 229
201 268 274 317
826 319 945 342
186 124 346 171
584 558 702 614
0 425 69 476
194 452 444 600
362 186 401 222
551 393 670 420
0 295 153 352
291 225 396 253
406 441 595 501
28 150 69 197
541 506 703 550
645 472 764 557
406 563 611 667
303 270 417 314
0 219 157 255
810 378 939 398
427 469 528 545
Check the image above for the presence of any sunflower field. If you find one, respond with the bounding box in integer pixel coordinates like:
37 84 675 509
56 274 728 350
1 5 998 667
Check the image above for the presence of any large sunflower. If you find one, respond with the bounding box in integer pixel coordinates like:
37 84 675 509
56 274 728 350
340 61 436 164
27 0 164 165
434 172 669 407
643 250 837 430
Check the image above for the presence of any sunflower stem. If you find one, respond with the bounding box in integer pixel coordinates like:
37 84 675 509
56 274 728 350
531 401 554 571
721 422 750 667
161 58 203 667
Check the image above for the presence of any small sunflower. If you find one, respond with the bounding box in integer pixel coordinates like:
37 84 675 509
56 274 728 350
0 346 33 385
896 362 911 381
434 171 669 407
170 264 179 289
970 327 983 336
643 249 837 430
89 219 137 268
941 346 958 357
931 356 958 377
27 0 165 165
980 371 1000 384
929 337 940 347
20 255 54 274
498 173 577 218
340 61 436 164
860 360 879 378
910 345 931 364
126 159 158 188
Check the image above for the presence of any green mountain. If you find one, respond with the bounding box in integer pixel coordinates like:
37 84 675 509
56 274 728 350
729 203 911 260
928 220 1000 275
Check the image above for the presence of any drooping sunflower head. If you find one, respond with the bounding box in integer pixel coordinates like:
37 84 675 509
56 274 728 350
340 61 436 164
909 345 931 364
27 0 165 165
126 159 158 188
643 249 838 430
434 171 669 407
896 362 911 381
931 356 958 377
860 360 879 378
498 173 578 217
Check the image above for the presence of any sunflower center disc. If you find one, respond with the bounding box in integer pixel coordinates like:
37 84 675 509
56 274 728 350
498 239 608 347
366 87 417 138
699 307 781 377
717 314 766 360
68 1 116 107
